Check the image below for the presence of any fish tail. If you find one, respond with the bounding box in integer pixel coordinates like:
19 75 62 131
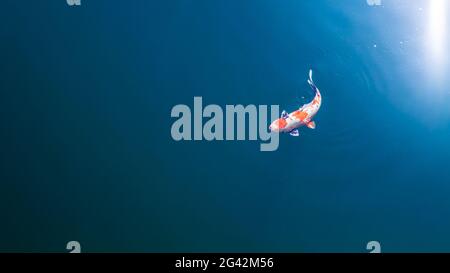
307 69 318 92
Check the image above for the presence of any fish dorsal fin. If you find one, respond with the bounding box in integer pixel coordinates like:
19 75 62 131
289 129 299 137
307 121 316 129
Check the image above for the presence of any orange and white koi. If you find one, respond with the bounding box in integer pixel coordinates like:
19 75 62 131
269 70 322 136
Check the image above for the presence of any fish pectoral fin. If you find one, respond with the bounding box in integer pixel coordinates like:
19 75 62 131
281 110 288 119
289 129 300 137
306 121 316 129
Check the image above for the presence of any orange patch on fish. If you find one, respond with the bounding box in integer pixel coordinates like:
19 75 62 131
278 118 287 129
292 110 308 121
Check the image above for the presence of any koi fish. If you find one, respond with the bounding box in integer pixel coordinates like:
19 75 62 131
269 70 322 136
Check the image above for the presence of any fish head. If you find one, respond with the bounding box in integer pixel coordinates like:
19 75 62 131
269 118 287 133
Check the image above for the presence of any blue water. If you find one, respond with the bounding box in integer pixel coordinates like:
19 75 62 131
1 0 450 252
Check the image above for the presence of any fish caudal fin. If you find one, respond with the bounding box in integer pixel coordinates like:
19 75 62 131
307 69 319 93
307 121 316 129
